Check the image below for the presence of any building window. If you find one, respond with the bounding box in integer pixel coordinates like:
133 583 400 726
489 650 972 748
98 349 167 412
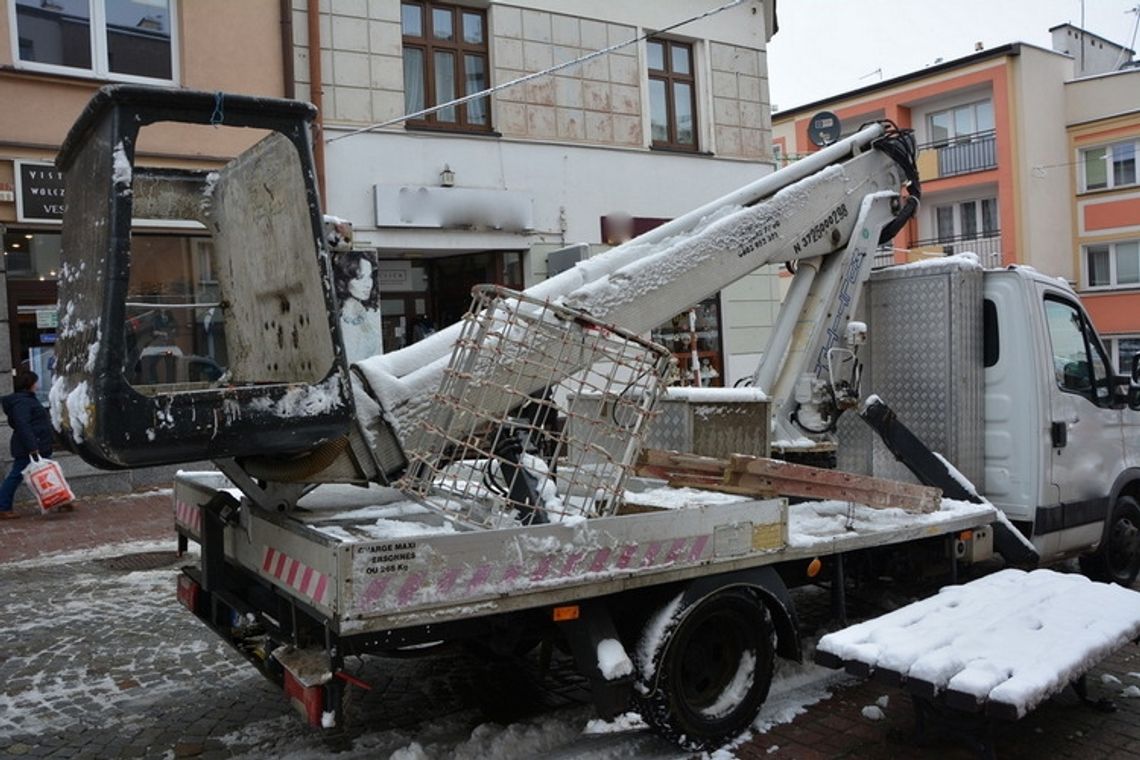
934 197 998 241
401 1 490 130
1084 239 1140 289
1081 139 1139 192
1108 335 1140 374
12 0 175 82
928 100 994 145
647 38 697 151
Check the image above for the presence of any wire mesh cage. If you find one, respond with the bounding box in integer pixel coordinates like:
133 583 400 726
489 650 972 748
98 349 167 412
401 285 676 529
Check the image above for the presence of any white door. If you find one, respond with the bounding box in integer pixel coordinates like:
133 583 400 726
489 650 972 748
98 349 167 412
1042 293 1123 553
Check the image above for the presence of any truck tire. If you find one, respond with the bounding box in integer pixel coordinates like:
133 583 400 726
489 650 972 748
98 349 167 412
637 588 774 750
1080 496 1140 586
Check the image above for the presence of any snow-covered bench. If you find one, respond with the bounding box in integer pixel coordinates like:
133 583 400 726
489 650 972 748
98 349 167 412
815 569 1140 749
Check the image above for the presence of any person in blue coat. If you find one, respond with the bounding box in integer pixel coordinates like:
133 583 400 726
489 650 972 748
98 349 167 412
0 371 57 519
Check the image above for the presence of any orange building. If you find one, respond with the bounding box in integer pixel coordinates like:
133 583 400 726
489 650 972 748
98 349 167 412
773 26 1140 371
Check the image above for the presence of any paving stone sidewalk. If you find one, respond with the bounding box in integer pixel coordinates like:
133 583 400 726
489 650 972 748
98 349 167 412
4 490 1140 758
0 489 175 565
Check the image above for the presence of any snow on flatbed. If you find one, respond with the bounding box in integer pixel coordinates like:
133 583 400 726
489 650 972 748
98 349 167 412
816 568 1140 719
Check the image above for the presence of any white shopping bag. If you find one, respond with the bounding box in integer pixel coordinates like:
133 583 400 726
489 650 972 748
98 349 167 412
23 456 75 512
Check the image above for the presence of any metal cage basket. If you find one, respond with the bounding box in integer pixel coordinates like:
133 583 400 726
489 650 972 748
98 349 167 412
401 285 675 529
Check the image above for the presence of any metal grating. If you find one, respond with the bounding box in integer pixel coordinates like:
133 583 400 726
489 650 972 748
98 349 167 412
401 286 675 529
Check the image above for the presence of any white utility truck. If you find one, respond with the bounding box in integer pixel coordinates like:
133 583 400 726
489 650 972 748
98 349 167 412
48 86 1140 749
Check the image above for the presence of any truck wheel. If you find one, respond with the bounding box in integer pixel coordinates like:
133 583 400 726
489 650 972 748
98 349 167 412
638 588 774 750
1080 496 1140 586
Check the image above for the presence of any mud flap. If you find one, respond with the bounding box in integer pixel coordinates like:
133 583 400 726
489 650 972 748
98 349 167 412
556 602 633 720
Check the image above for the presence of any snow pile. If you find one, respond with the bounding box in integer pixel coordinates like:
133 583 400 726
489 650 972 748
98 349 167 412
112 140 132 194
660 387 770 403
892 251 982 273
248 374 345 418
702 651 756 719
595 638 634 680
817 569 1140 717
582 711 647 734
1121 685 1140 698
635 594 684 689
860 705 884 721
623 486 751 511
788 497 992 548
314 515 459 542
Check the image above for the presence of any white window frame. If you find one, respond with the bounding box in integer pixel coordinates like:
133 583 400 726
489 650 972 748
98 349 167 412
8 0 180 85
1083 238 1140 290
932 196 999 240
1079 138 1139 193
927 99 994 144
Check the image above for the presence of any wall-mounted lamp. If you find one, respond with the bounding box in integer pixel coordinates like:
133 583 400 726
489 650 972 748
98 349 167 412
440 164 455 187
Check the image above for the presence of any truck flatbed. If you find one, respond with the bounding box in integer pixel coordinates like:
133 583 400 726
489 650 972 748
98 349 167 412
175 472 995 635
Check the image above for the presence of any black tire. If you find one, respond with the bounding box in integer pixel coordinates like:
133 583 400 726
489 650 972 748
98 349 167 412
1080 495 1140 586
637 588 775 750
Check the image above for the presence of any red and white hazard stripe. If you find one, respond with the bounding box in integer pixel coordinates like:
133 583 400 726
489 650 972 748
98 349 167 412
261 546 330 607
174 499 203 536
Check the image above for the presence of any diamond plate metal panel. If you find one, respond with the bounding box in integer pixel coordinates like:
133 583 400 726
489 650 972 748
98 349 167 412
838 261 985 488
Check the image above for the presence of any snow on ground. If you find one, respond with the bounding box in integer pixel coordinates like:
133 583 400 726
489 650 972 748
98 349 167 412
1 537 856 760
3 537 179 569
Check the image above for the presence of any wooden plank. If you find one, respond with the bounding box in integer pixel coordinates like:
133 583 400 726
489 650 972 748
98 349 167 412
637 449 940 513
945 689 985 714
814 649 844 670
871 668 905 688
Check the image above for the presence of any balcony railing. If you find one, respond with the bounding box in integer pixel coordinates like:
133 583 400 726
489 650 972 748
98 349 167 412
873 232 1003 269
917 130 997 179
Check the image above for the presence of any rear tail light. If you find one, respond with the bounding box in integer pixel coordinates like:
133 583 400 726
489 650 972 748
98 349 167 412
177 573 200 613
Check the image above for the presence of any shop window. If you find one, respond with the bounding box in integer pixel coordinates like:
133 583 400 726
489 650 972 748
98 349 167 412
651 297 724 387
647 37 697 151
12 0 176 82
124 235 226 386
402 1 490 130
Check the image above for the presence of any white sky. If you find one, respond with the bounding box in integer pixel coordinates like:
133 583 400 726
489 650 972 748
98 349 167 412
767 1 1140 113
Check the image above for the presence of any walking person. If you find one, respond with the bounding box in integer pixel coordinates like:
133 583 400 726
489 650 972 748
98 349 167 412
0 371 59 519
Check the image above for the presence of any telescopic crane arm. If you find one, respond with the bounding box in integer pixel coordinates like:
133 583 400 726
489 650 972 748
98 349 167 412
355 121 920 474
47 86 917 496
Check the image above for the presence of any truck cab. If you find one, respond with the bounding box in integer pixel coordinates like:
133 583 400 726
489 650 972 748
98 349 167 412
985 267 1140 579
844 259 1140 583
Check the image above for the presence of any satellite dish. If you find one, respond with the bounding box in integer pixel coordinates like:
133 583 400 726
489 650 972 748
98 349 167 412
807 111 842 147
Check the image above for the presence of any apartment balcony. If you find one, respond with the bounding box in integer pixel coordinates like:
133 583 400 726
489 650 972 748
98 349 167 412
916 130 997 180
873 232 1003 269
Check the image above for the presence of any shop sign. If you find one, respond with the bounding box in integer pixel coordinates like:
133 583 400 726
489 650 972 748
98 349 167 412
377 260 411 289
35 309 59 329
15 161 66 223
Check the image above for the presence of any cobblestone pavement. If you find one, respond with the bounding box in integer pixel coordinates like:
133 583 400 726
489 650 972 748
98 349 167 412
3 493 1140 758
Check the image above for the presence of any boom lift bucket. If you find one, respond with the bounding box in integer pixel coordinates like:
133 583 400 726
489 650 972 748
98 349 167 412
51 86 353 469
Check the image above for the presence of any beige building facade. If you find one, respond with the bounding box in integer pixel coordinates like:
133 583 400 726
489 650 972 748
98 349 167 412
297 0 782 386
0 0 290 491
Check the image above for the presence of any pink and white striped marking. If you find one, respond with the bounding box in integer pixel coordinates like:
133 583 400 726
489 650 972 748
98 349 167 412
262 546 330 607
356 532 714 613
174 500 203 536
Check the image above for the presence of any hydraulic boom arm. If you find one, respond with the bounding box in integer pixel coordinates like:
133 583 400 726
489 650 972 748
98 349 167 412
48 86 918 500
